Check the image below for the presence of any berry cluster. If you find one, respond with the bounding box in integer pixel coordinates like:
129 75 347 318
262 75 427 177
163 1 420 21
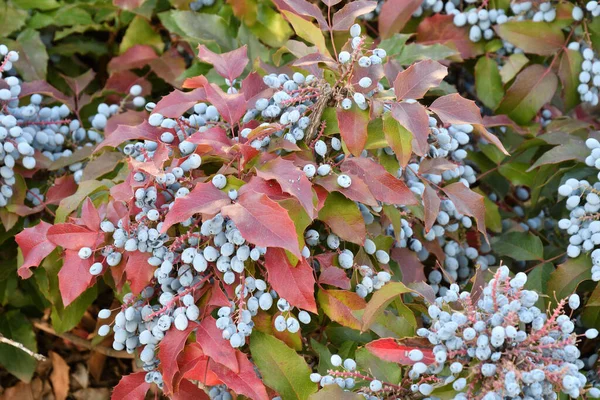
557 138 600 279
567 42 600 106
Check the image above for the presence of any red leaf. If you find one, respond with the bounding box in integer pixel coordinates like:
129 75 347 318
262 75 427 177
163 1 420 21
417 14 484 59
204 84 247 125
46 175 78 206
331 1 377 31
153 88 207 118
318 265 351 290
182 75 209 89
105 110 147 137
81 198 100 232
62 69 95 97
107 45 158 73
124 251 153 295
161 183 231 232
95 121 161 152
341 158 417 205
19 80 74 110
366 338 435 365
390 247 426 284
196 317 239 373
47 224 103 250
422 184 441 232
314 173 378 207
272 0 328 29
241 72 270 105
58 250 95 306
391 102 430 156
442 182 487 238
336 107 369 157
238 176 288 200
111 372 150 400
210 351 269 400
129 142 169 176
473 124 509 156
150 47 186 88
171 379 210 400
178 344 222 386
264 248 317 313
429 93 482 125
105 70 150 94
482 114 527 134
222 191 301 258
160 323 199 395
378 0 422 39
256 158 316 219
16 221 56 279
394 60 448 100
197 45 249 83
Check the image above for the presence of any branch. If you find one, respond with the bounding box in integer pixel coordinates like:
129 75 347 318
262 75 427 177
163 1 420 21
0 334 46 361
32 320 134 359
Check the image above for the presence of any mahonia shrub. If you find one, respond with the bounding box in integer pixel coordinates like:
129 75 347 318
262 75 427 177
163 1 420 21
6 1 600 399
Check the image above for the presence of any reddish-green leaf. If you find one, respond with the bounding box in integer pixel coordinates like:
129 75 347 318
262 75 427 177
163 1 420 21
547 255 592 305
442 182 486 238
107 44 158 73
393 59 448 100
558 49 583 111
161 182 231 232
361 282 412 330
222 191 301 258
111 372 150 400
494 21 564 56
496 64 558 125
249 331 317 400
383 113 412 166
378 0 422 39
314 173 378 207
264 248 317 313
423 184 441 233
256 158 316 219
16 221 56 279
341 158 417 205
416 14 484 59
317 289 366 330
390 102 429 156
318 192 366 245
332 1 377 31
429 93 482 125
197 44 249 82
337 107 370 157
153 88 207 118
95 121 161 152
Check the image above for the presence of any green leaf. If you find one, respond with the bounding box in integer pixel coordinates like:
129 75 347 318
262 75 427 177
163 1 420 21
28 5 94 29
120 16 164 54
281 11 329 56
524 262 554 310
51 286 98 334
483 195 502 233
548 255 592 305
361 282 412 331
494 21 564 56
309 385 364 400
498 162 536 187
496 64 558 125
396 43 459 65
55 180 111 223
249 3 293 48
582 283 600 329
383 113 412 167
500 53 529 84
0 310 37 382
475 57 504 109
492 231 544 261
378 33 411 56
528 139 588 171
558 49 583 111
355 347 402 383
0 1 28 36
6 29 48 81
250 331 317 400
168 11 235 51
14 0 60 10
